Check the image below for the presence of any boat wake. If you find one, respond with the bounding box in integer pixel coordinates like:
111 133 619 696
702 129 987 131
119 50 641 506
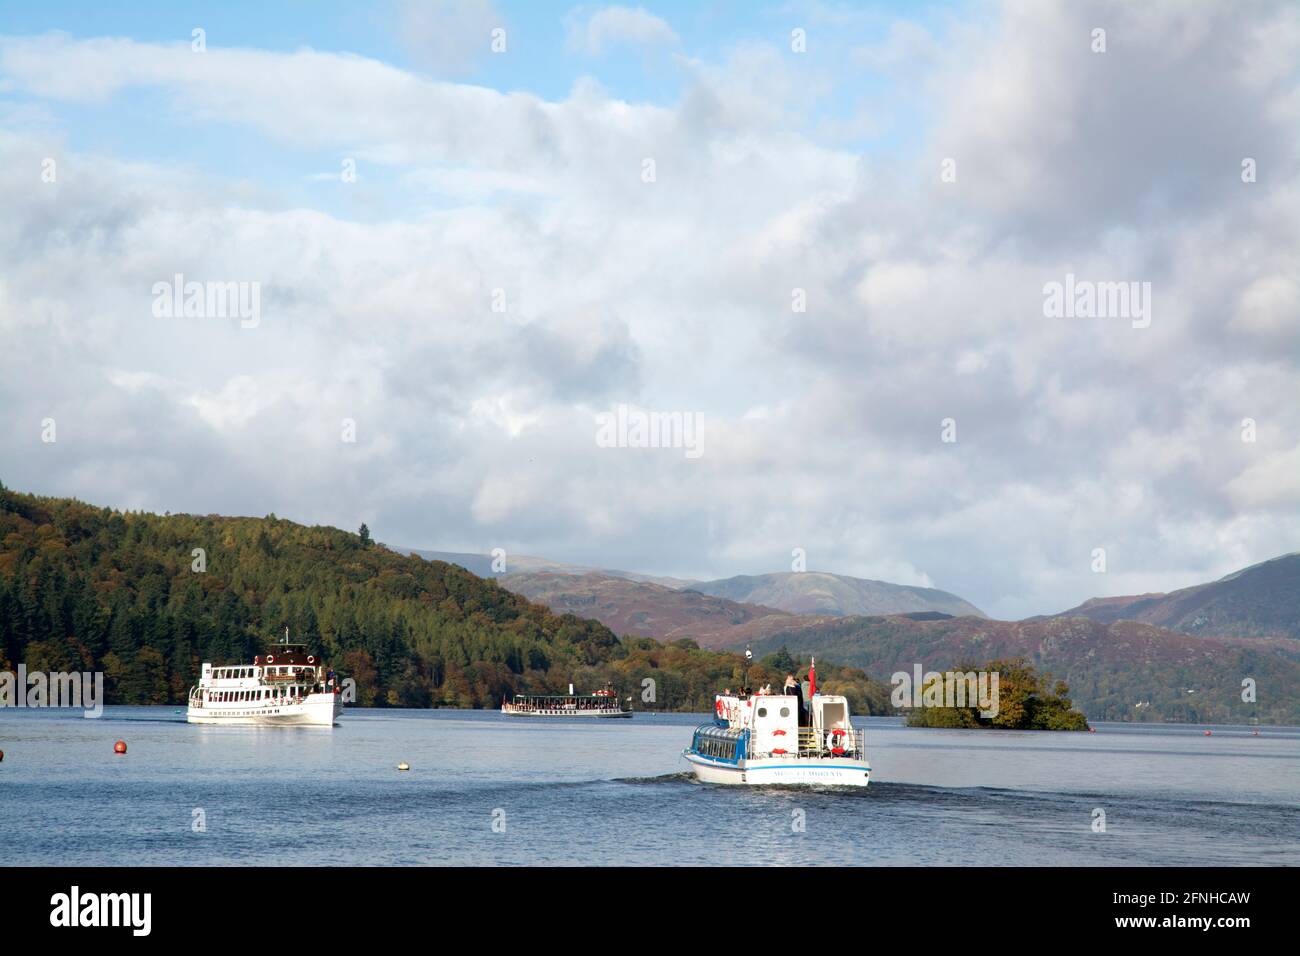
611 771 696 785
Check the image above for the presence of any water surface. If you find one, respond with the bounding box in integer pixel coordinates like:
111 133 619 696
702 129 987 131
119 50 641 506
1 708 1295 865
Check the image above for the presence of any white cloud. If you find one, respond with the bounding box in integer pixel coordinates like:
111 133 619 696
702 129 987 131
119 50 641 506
565 5 680 56
396 0 504 76
0 1 1297 619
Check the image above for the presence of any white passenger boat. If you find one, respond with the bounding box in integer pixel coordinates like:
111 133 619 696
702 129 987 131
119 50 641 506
501 683 632 718
186 636 343 726
683 690 870 786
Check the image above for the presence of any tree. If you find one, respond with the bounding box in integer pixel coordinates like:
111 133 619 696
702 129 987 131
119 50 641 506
358 523 372 548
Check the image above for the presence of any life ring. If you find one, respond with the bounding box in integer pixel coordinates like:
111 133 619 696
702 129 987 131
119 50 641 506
714 698 725 717
266 655 275 664
826 728 851 753
307 656 316 664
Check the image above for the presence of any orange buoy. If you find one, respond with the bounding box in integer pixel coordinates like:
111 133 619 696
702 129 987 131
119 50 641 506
113 740 127 754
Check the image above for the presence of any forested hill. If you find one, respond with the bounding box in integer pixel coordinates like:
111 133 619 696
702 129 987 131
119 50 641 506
0 485 892 712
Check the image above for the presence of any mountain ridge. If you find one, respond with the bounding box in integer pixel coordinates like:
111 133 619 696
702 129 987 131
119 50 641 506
402 547 987 619
1050 553 1300 640
688 571 986 618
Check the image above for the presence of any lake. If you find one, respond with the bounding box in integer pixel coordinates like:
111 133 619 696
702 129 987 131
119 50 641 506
1 708 1296 865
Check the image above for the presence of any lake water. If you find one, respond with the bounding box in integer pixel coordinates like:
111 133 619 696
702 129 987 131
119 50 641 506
1 708 1296 866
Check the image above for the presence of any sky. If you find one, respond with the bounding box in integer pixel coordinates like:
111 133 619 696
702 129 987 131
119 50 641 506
0 0 1296 619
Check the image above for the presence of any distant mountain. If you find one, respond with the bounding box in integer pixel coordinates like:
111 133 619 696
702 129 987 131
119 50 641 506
398 548 695 589
689 571 986 619
404 552 985 642
499 571 799 645
1053 553 1300 641
746 613 1300 724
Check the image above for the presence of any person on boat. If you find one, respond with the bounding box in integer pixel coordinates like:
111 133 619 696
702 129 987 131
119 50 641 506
785 673 808 726
798 674 812 726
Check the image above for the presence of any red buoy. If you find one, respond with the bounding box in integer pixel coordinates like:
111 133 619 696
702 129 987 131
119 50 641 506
113 740 127 754
1203 730 1212 736
0 749 5 762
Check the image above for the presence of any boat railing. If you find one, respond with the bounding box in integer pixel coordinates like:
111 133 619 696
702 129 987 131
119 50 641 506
748 727 865 758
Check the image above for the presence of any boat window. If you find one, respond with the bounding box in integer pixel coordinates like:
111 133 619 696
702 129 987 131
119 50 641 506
757 707 768 717
780 707 790 717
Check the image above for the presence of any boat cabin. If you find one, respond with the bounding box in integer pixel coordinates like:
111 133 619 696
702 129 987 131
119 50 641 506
713 692 857 756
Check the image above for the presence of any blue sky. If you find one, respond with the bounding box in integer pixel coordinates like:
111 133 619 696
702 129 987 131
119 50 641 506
1 1 955 216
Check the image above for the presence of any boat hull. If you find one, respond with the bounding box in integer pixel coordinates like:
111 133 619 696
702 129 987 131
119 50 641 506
187 694 342 726
683 751 870 787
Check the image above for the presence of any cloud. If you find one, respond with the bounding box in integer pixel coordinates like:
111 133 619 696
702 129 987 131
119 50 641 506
0 1 1297 620
396 0 504 76
565 5 680 56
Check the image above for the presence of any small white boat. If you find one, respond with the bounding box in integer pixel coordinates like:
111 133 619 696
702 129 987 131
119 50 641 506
186 635 343 727
501 683 632 718
683 691 870 786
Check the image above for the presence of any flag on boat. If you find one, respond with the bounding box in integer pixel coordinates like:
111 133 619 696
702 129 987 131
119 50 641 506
809 657 816 696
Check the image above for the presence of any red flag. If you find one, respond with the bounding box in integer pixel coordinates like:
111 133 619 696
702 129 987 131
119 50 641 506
809 657 816 696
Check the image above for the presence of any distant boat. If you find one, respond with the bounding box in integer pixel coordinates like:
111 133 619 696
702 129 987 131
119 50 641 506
501 683 632 718
186 632 343 726
683 690 871 787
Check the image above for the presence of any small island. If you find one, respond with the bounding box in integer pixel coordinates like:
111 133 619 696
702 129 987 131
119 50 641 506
904 658 1090 731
